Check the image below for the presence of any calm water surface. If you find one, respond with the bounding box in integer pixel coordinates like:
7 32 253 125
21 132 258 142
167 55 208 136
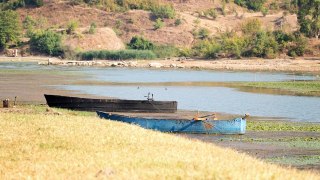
2 62 319 122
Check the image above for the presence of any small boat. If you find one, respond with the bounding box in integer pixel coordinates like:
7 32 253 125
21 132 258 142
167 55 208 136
96 111 247 134
44 94 177 113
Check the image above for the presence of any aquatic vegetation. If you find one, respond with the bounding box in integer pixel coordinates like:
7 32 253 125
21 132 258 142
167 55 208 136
267 155 320 166
247 121 320 132
240 81 320 96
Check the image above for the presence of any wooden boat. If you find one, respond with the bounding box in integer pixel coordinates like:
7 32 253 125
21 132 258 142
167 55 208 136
96 111 247 134
44 94 177 113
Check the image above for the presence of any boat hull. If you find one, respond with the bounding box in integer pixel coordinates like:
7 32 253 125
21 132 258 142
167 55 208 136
96 111 246 134
44 94 177 113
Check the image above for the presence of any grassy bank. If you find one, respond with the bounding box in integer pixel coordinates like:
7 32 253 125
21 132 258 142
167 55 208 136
239 81 320 96
0 106 319 179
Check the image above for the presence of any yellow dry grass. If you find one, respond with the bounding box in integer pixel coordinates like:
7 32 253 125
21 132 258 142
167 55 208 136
0 108 319 179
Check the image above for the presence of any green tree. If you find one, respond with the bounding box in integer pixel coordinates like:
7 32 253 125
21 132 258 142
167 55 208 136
0 10 21 50
248 31 279 58
297 0 320 39
30 30 63 56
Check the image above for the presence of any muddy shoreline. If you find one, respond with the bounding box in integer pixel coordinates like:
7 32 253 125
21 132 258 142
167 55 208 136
1 56 320 74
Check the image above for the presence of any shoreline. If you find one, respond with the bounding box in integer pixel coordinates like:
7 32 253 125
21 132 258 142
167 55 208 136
1 56 320 74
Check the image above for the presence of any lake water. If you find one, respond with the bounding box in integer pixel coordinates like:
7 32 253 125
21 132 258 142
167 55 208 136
2 62 319 122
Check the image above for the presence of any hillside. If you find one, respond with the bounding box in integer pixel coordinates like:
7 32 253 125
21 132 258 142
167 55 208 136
15 1 299 49
0 0 319 58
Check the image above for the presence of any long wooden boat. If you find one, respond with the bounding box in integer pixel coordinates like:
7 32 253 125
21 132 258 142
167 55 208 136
96 111 246 134
44 94 177 113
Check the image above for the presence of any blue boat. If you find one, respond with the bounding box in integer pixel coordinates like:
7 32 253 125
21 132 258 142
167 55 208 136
96 111 247 134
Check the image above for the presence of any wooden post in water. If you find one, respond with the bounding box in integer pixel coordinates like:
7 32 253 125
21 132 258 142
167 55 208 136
3 99 9 108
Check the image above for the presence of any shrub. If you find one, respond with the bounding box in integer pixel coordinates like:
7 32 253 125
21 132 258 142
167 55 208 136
241 19 262 36
221 34 248 58
88 22 97 34
269 1 279 10
80 50 157 60
234 0 266 11
273 30 293 51
66 20 79 34
2 0 25 10
261 7 268 17
24 0 43 7
151 4 176 19
153 45 179 58
178 47 192 57
287 32 307 57
246 31 279 58
128 36 154 50
174 19 182 26
29 30 63 56
207 8 217 19
192 39 221 58
198 28 210 40
154 18 164 30
246 0 266 11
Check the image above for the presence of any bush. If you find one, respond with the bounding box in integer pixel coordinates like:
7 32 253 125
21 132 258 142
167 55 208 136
261 7 268 16
66 20 79 34
207 8 217 19
79 50 157 60
153 45 179 58
246 31 279 58
287 32 307 57
128 36 154 50
88 22 97 34
234 0 266 11
174 19 182 26
273 30 293 51
24 0 43 7
246 0 266 11
221 34 248 58
154 18 164 30
151 4 176 19
29 30 63 56
2 0 25 10
241 19 262 36
192 39 221 58
198 28 210 39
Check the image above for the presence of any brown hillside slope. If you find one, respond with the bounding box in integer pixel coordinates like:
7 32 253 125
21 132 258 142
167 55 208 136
63 27 125 51
17 1 298 50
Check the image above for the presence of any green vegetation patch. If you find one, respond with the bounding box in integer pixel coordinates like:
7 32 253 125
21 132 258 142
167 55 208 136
247 121 320 132
79 49 157 60
266 155 320 166
240 81 320 96
242 137 320 149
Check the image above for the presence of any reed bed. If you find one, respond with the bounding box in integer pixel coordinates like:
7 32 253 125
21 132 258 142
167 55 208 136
0 107 319 179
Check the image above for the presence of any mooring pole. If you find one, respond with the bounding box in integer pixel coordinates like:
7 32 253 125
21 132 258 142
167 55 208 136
3 99 9 108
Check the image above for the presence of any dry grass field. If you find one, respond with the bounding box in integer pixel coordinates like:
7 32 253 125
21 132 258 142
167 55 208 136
0 106 319 179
